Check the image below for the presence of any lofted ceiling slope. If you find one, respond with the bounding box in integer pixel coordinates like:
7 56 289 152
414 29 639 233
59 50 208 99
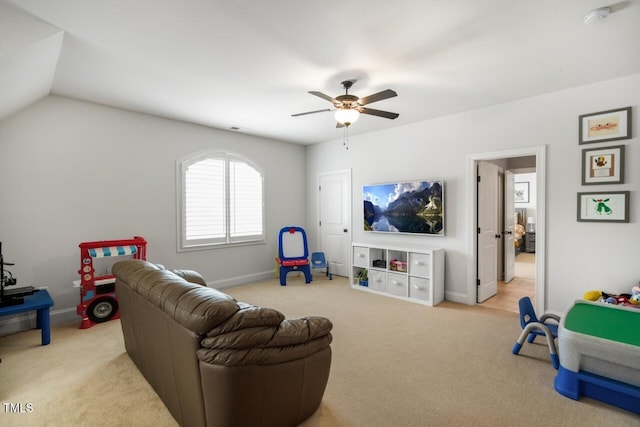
1 1 639 144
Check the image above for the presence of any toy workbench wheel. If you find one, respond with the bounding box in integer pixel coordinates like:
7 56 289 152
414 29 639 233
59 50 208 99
87 297 118 323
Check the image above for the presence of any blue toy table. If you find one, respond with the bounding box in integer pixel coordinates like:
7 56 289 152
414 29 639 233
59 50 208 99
0 290 54 345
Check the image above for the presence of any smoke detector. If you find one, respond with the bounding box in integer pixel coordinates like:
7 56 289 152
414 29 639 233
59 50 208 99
584 7 610 25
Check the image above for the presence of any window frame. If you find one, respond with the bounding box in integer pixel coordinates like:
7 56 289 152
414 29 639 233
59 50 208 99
176 150 265 251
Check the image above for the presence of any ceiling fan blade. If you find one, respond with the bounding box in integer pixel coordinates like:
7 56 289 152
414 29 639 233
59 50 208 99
358 89 397 106
291 108 332 117
336 122 345 128
309 91 336 103
360 107 399 120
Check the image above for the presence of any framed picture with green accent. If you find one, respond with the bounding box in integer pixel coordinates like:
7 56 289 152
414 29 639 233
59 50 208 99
577 191 629 223
581 145 624 185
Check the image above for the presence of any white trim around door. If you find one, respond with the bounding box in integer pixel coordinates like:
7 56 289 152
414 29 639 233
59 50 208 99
466 145 546 315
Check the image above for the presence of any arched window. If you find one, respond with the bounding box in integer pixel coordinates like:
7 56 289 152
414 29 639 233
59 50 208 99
177 151 264 250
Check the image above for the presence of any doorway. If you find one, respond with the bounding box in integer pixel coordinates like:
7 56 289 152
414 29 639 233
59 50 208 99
466 146 546 315
482 164 537 313
317 169 352 277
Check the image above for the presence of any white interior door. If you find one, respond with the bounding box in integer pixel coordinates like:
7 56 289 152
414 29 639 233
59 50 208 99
504 170 515 283
477 161 499 302
318 170 351 277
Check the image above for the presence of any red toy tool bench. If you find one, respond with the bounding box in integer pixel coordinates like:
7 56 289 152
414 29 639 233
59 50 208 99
76 236 147 329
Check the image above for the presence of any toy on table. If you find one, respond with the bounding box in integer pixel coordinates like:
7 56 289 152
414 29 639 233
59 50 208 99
583 287 640 308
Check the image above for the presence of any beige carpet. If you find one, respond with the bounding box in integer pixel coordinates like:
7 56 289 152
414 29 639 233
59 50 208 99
515 252 536 279
1 276 638 426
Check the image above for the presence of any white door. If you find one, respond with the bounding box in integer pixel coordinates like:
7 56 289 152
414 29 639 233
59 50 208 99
318 170 351 277
504 171 515 283
477 161 499 302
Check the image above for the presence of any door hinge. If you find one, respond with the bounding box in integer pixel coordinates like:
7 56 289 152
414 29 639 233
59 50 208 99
319 220 322 226
477 279 481 287
318 185 321 191
477 227 481 234
477 176 481 183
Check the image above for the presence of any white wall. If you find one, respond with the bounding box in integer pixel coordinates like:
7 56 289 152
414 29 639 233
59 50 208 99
1 73 638 327
0 96 307 325
306 73 640 313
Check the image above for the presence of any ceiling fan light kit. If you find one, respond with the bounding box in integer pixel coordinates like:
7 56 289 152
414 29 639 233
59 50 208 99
334 108 360 126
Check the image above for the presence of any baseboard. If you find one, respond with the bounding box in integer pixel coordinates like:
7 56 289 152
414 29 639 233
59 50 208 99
445 291 470 305
208 270 275 289
0 307 78 335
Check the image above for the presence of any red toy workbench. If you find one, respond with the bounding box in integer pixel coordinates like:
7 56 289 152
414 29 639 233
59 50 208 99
76 236 147 329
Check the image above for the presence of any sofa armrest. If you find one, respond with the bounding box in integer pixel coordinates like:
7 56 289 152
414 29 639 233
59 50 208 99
198 316 333 366
197 333 332 366
169 269 207 286
266 317 333 347
202 316 332 349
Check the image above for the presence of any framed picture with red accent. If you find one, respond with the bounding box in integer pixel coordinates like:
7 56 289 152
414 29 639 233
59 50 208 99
579 106 631 144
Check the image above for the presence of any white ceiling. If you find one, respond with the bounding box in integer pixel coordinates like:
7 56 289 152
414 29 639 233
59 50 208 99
1 1 639 144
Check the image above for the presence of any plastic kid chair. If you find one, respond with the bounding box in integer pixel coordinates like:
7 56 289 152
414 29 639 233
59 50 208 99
276 226 312 286
311 252 332 280
511 296 560 369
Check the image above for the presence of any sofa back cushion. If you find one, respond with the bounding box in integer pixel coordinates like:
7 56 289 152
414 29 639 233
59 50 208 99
113 260 239 335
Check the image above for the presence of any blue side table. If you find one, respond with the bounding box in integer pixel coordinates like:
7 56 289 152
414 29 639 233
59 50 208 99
0 290 54 345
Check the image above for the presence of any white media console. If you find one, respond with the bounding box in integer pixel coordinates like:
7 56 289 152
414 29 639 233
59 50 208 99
351 243 445 306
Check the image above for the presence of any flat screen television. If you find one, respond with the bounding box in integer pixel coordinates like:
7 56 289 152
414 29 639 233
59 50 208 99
363 179 444 235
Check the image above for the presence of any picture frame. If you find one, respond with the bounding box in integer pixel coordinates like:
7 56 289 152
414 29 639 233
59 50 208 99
579 106 632 144
577 191 629 223
581 145 624 185
514 182 529 203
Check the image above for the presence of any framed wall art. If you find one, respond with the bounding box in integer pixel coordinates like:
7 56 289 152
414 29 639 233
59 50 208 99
581 145 624 185
579 106 631 144
363 179 444 235
577 191 629 223
514 182 529 203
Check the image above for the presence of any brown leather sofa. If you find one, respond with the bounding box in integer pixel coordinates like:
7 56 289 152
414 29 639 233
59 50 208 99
112 260 332 427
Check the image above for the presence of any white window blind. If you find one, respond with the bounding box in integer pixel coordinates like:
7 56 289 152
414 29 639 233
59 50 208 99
179 152 264 250
185 158 225 242
229 159 263 240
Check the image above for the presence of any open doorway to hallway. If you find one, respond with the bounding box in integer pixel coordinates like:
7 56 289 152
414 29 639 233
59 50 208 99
482 253 535 313
479 156 538 314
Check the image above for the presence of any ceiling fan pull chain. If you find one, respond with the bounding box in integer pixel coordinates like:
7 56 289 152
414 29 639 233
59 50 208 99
343 126 349 150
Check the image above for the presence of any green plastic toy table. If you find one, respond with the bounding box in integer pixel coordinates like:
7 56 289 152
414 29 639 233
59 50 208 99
555 300 640 414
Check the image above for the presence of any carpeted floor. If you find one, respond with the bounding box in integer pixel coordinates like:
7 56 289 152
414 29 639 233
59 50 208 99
1 276 638 426
514 252 536 279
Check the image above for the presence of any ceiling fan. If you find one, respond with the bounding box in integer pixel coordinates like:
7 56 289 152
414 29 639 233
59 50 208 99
292 80 399 127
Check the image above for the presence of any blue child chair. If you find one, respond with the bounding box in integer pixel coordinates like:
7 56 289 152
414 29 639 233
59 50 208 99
311 252 332 280
511 296 560 369
276 226 312 286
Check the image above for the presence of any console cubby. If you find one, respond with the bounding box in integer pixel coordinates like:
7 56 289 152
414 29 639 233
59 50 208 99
351 243 444 306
